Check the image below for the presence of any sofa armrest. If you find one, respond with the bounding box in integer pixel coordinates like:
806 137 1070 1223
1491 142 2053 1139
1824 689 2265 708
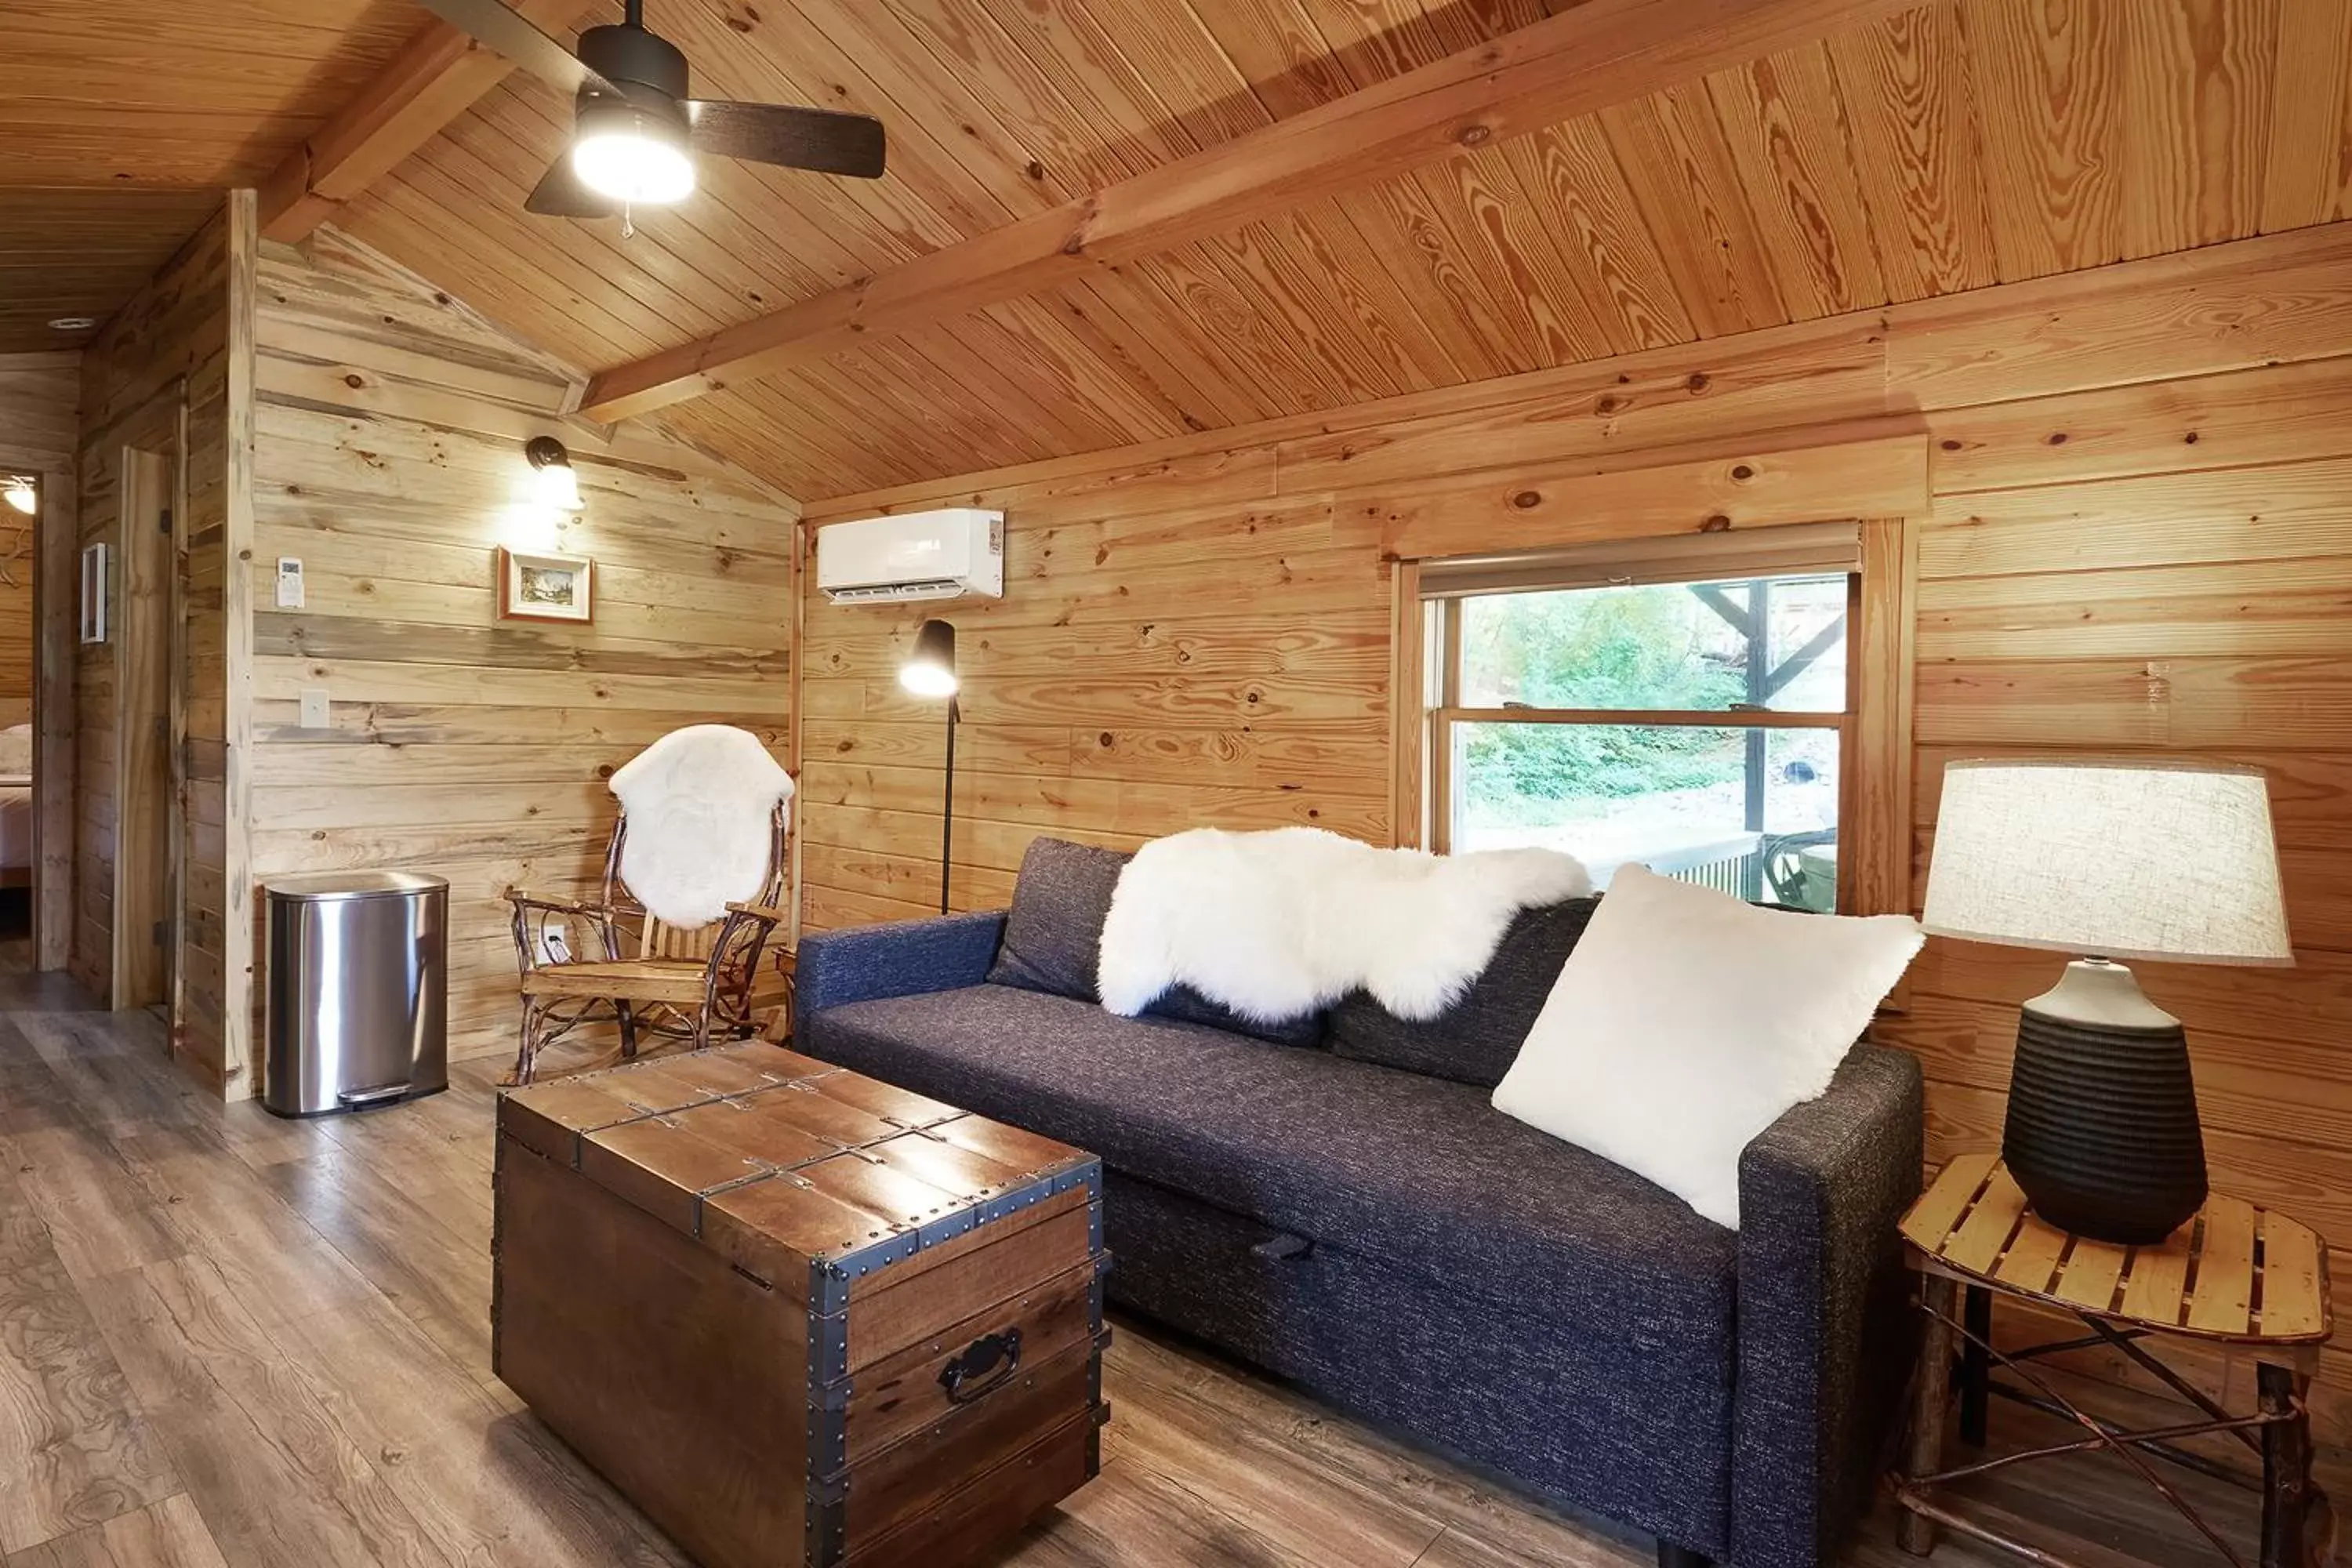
1731 1042 1924 1568
794 911 1008 1014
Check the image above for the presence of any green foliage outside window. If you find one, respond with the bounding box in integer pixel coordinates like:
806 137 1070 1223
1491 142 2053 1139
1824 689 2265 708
1460 586 1748 820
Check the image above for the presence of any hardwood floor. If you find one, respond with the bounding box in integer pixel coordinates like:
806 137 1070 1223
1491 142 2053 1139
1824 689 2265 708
0 945 2332 1568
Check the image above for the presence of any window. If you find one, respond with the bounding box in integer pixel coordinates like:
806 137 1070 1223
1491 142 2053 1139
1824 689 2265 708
1416 527 1881 913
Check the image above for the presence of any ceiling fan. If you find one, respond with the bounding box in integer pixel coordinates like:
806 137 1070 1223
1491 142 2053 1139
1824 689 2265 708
418 0 887 220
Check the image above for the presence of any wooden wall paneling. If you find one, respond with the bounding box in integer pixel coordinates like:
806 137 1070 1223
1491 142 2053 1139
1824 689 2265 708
1345 421 1932 561
1387 560 1423 851
794 213 2352 1421
75 203 234 1046
33 460 78 973
1848 517 1916 919
112 440 176 1014
245 230 799 1066
220 189 259 1097
1 351 80 971
1886 220 2352 409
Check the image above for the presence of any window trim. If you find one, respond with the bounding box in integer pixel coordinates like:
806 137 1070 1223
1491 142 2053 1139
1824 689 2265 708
1395 519 1915 924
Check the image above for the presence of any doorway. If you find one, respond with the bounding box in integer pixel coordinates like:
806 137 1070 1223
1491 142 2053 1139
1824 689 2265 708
111 436 186 1018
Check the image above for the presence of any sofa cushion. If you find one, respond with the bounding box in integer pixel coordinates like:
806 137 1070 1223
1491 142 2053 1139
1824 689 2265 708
804 982 1737 1329
986 836 1321 1045
1327 895 1600 1087
987 837 1124 1002
1494 864 1922 1229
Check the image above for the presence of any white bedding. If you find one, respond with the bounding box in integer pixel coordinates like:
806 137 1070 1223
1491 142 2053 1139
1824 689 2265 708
0 782 31 872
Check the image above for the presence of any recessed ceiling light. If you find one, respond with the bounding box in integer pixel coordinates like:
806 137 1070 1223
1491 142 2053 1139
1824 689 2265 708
46 316 96 332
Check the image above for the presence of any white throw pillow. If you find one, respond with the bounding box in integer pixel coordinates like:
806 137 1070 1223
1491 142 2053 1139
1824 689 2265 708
1490 863 1923 1229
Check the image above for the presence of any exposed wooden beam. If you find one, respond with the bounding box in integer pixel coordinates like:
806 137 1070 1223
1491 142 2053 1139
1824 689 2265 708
258 0 596 245
580 0 1918 423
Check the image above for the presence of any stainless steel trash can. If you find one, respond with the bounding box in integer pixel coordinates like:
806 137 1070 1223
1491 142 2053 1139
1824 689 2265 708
263 871 449 1118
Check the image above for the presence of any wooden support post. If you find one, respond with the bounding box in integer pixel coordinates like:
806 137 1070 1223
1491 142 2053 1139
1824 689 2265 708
1900 1272 1955 1555
2259 1362 2310 1568
1961 1283 1991 1447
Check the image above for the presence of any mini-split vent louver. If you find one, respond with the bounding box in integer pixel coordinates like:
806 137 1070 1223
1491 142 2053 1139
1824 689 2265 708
816 508 1004 604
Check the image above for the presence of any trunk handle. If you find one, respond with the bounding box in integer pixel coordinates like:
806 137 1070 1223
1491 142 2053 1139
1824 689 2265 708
938 1326 1022 1406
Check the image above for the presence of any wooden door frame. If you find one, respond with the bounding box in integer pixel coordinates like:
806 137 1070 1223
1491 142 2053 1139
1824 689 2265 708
2 449 77 971
107 396 188 1017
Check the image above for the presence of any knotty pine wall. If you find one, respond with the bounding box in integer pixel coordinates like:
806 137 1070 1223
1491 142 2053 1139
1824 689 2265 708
1 350 82 971
249 230 797 1071
72 198 245 1087
802 219 2352 1430
0 354 78 731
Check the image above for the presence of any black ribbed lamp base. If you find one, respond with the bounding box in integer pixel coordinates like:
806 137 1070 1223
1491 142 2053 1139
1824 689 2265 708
2002 1000 2208 1246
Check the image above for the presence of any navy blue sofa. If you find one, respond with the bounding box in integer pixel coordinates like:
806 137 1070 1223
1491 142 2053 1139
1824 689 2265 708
797 884 1921 1568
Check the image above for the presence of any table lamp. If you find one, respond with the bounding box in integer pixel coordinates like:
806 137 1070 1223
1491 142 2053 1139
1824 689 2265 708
1920 760 2292 1245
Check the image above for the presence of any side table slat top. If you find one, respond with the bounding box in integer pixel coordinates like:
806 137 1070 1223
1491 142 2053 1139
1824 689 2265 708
2262 1218 2329 1340
1994 1214 2070 1297
2120 1225 2195 1326
1901 1155 2334 1347
2189 1197 2259 1336
1907 1149 1998 1247
2054 1237 2128 1315
1944 1167 2030 1275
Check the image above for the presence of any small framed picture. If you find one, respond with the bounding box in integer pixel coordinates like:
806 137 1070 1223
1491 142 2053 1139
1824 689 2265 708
497 547 594 624
79 543 108 644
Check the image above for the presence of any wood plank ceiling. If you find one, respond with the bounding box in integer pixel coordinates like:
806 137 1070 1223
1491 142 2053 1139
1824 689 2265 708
18 0 2352 495
0 0 422 350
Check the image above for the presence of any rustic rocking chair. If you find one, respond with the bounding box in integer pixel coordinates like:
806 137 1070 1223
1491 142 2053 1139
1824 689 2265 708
503 727 794 1086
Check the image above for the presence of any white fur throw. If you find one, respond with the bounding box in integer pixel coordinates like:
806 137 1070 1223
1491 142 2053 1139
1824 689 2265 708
608 725 794 929
1098 826 1590 1024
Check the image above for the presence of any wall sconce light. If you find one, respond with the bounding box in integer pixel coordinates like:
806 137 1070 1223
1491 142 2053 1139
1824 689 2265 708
525 437 584 511
3 477 34 516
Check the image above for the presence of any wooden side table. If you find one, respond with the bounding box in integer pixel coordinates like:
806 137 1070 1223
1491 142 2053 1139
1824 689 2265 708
1897 1152 2333 1568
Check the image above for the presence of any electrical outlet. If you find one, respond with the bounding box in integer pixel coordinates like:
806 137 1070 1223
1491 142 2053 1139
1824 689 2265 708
299 688 330 729
276 557 305 608
540 923 572 965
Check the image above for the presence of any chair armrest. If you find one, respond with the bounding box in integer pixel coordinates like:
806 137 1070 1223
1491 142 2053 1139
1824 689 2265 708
503 888 615 920
504 887 629 967
724 902 794 927
795 911 1007 1014
1731 1042 1924 1568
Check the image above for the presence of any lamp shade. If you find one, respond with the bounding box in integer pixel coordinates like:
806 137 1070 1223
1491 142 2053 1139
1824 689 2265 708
1922 759 2292 966
898 619 958 699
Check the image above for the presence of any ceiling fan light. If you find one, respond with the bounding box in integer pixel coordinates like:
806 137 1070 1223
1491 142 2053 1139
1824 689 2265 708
572 101 695 205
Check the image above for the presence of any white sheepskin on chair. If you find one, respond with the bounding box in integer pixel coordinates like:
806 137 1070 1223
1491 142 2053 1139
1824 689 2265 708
1098 826 1590 1024
608 724 795 929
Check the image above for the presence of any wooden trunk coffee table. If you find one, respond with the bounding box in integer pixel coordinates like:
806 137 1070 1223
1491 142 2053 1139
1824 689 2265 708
1897 1152 2332 1568
494 1039 1109 1568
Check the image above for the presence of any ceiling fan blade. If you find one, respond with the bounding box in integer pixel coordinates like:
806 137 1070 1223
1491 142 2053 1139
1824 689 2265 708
686 101 887 179
524 157 622 220
413 0 610 98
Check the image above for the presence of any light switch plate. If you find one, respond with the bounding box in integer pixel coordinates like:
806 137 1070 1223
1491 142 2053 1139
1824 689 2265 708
276 557 304 608
299 688 330 729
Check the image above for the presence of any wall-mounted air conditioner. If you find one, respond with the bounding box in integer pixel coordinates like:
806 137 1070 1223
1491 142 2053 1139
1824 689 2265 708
817 507 1004 604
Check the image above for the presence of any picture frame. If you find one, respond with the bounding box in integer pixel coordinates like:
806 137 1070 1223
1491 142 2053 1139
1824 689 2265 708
497 547 595 624
78 543 108 644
